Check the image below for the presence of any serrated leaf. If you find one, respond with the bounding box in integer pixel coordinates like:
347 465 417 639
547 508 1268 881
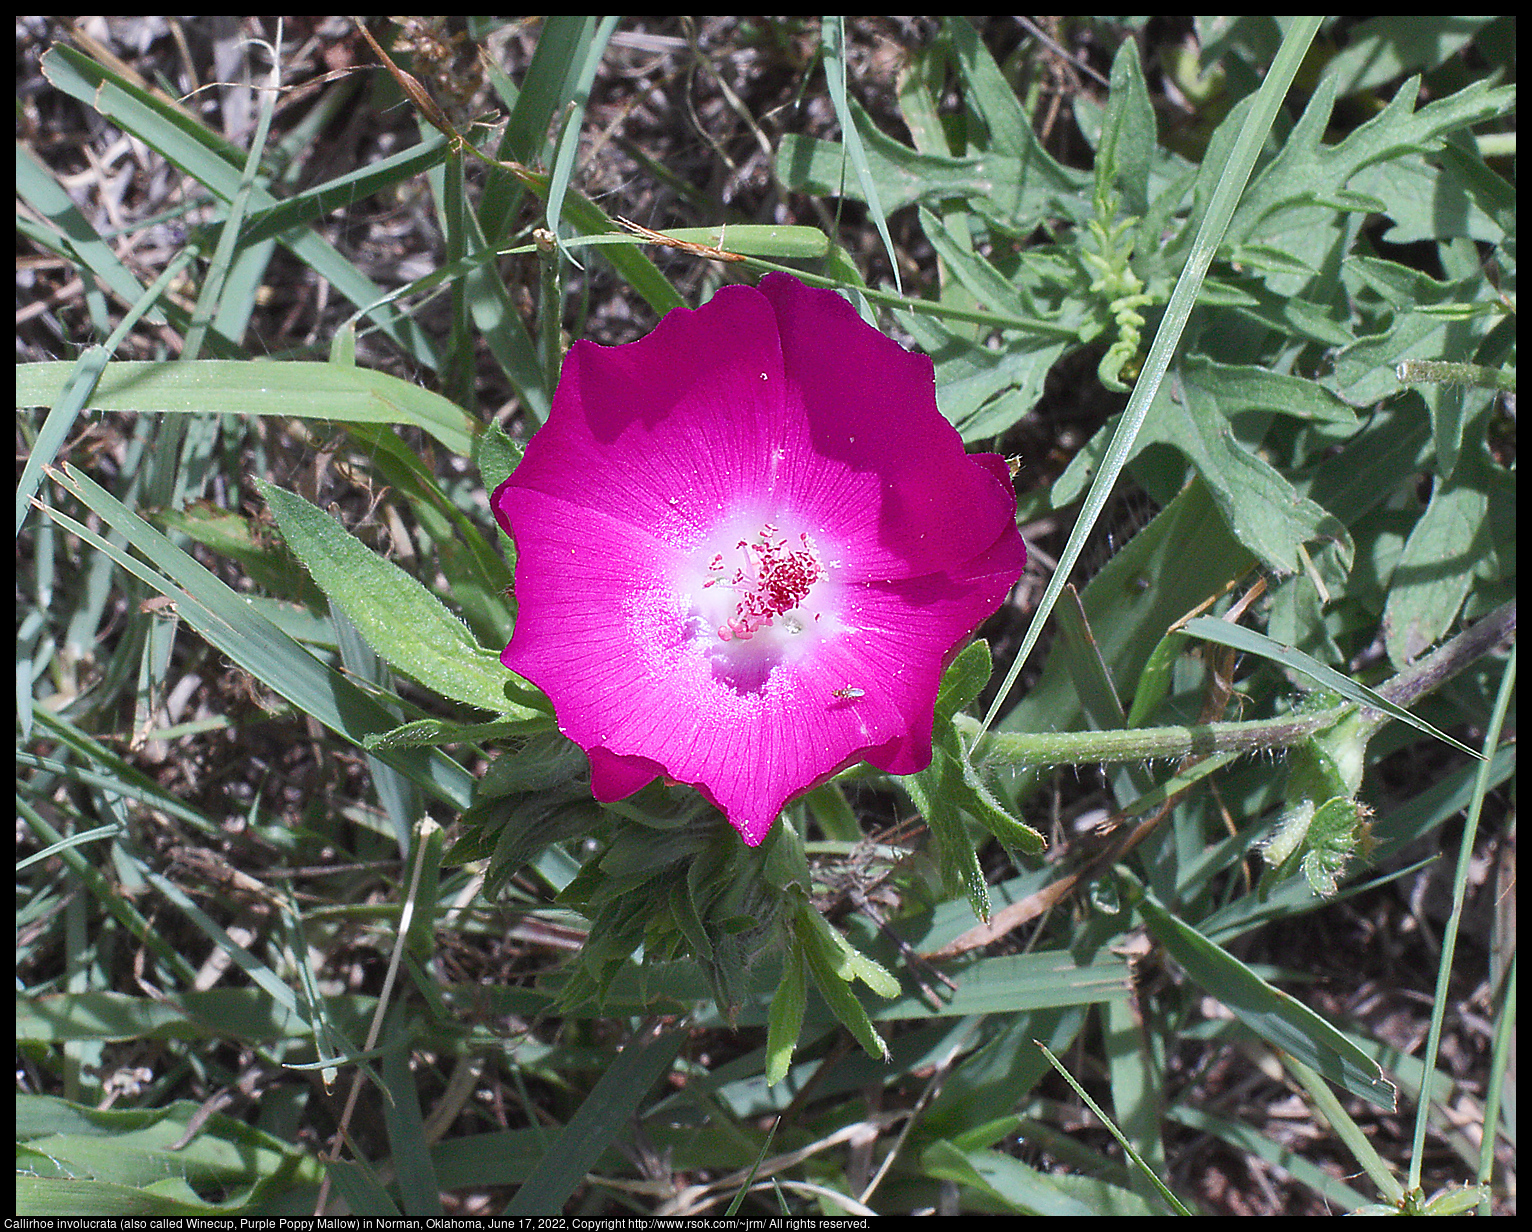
1158 365 1354 576
1229 76 1515 254
777 99 1090 236
1301 796 1369 897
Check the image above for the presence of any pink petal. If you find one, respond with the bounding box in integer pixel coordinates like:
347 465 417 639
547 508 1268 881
755 274 1020 579
494 275 1027 844
505 283 808 558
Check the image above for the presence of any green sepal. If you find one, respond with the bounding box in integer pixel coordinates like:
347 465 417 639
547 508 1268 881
902 644 1047 920
1260 708 1377 898
936 638 994 723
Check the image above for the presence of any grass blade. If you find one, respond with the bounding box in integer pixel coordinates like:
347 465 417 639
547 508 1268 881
17 360 477 457
504 1022 684 1214
544 16 620 263
40 464 476 808
1181 615 1484 759
1036 1042 1194 1215
820 16 902 294
1135 890 1396 1109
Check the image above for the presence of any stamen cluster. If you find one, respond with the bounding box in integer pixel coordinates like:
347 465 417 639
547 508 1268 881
704 525 825 641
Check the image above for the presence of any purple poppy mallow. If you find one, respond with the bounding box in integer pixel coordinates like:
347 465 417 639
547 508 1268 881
492 273 1026 846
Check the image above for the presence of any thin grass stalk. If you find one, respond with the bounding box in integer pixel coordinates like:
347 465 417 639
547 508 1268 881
1408 642 1516 1193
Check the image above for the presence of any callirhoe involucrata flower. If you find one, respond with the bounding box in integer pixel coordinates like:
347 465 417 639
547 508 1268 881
493 274 1026 845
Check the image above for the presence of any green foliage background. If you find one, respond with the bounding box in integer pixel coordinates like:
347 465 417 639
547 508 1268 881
18 16 1515 1217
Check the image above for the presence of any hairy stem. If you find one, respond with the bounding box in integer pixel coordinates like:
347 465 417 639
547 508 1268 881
969 600 1515 768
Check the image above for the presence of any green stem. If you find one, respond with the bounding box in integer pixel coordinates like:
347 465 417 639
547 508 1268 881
967 600 1514 769
1396 359 1516 394
960 706 1346 768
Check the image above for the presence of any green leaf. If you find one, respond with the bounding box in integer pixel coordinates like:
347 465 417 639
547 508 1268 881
16 1093 319 1215
1300 796 1372 898
820 16 902 295
1154 361 1354 576
1321 16 1500 97
765 940 808 1086
543 16 620 265
16 359 477 457
363 714 548 752
1382 447 1498 666
16 347 110 538
1228 76 1515 256
777 101 1090 236
657 224 830 260
259 481 535 718
951 752 1047 857
476 419 525 519
943 16 1093 227
790 893 898 1057
1179 355 1359 425
980 17 1325 738
1135 891 1396 1108
237 136 453 247
1093 39 1157 218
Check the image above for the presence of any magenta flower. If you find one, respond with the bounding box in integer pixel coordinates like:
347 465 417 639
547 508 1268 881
492 274 1025 846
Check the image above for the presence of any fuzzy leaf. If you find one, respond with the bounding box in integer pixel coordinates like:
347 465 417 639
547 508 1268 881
260 482 540 718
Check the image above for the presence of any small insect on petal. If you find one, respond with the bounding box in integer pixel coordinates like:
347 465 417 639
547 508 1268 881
832 687 865 699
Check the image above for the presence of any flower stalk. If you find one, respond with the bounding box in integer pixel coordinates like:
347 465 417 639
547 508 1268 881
965 599 1513 770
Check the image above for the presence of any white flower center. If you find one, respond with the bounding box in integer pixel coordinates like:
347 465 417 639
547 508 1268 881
681 514 845 670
